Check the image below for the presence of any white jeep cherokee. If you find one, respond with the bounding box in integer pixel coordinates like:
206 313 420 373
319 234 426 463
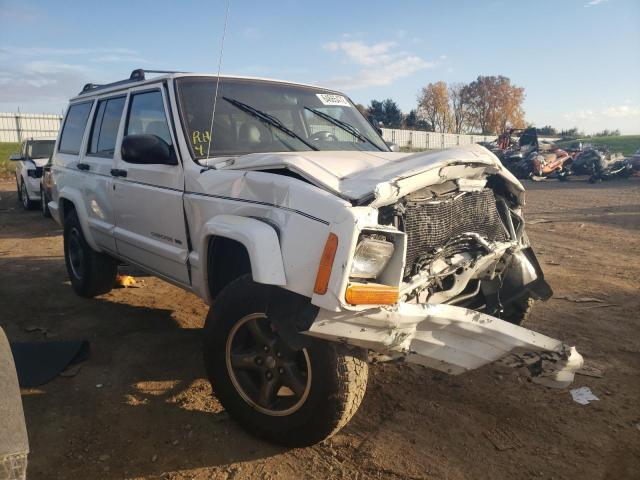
49 69 582 447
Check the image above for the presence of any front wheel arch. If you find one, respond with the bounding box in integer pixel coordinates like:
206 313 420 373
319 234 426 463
207 236 252 299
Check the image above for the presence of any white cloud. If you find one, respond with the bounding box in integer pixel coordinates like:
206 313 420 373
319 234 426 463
564 104 640 120
563 109 596 120
0 46 141 58
321 39 435 90
23 61 90 74
601 105 640 118
585 0 609 6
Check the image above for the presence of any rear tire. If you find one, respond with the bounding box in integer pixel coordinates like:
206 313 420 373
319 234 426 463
203 274 368 447
63 209 117 298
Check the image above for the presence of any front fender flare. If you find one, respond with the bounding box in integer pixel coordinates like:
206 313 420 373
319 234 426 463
202 215 286 286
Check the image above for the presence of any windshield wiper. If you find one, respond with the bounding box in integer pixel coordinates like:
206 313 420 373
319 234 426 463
223 97 318 151
304 107 385 152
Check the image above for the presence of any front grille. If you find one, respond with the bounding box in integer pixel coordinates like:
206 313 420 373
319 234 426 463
402 189 507 277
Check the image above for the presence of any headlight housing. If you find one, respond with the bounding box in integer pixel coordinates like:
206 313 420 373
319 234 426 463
350 236 395 279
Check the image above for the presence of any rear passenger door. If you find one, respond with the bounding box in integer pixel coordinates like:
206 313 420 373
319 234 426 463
81 95 126 252
111 85 190 285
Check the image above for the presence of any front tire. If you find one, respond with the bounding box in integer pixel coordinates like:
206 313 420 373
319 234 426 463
19 178 36 210
63 209 117 298
498 295 534 326
40 188 51 218
203 275 368 447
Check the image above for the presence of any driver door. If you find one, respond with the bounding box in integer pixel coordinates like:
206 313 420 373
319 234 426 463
111 85 190 285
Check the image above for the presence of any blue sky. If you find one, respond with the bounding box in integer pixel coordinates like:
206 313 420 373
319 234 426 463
1 0 639 134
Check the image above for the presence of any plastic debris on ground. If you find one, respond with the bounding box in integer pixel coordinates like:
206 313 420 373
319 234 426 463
570 386 600 405
115 274 144 288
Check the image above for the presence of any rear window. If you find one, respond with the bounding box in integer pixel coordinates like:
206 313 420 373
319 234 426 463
88 96 126 157
59 102 93 154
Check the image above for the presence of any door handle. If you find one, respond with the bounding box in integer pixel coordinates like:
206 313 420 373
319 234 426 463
77 162 90 171
110 168 128 178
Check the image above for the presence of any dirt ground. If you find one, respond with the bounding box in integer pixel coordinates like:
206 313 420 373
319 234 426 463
1 177 639 480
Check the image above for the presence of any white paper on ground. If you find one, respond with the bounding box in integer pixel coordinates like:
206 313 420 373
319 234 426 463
570 386 600 405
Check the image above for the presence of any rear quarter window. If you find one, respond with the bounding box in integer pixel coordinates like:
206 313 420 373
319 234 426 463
59 101 93 154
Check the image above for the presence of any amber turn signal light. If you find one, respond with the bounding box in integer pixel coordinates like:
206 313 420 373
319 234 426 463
313 233 338 295
345 283 399 305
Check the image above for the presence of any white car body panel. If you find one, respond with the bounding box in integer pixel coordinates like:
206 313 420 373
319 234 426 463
199 215 286 286
309 303 583 388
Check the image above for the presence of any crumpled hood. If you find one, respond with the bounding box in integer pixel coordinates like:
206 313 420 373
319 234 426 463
221 144 524 206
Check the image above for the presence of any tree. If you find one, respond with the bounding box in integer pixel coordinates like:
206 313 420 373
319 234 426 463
464 75 525 134
367 100 385 125
558 127 584 139
536 125 558 136
593 129 620 137
404 109 418 129
448 82 472 134
417 81 450 132
366 98 403 128
381 99 403 128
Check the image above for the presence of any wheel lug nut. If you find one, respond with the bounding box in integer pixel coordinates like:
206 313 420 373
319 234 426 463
255 357 263 365
266 372 273 380
263 345 269 352
278 368 284 374
276 351 282 358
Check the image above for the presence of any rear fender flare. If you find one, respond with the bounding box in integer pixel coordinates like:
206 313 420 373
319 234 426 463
57 187 100 251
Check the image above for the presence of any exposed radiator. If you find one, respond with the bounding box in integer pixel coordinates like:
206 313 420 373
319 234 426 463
402 189 507 277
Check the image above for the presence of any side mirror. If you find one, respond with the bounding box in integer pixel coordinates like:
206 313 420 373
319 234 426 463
386 142 400 152
121 134 177 165
9 153 24 161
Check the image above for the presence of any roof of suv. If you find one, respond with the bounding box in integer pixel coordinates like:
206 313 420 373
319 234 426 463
70 69 339 102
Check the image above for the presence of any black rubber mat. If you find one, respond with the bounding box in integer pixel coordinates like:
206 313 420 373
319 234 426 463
9 341 90 387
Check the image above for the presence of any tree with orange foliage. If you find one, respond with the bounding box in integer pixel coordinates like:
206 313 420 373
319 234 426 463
464 76 525 134
417 81 450 133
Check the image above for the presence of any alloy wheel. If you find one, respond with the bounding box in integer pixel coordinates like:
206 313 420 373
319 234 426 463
225 313 312 416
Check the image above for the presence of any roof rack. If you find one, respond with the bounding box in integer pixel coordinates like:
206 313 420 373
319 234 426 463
79 68 186 95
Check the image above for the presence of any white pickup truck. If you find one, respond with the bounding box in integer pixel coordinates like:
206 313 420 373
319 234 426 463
49 69 582 447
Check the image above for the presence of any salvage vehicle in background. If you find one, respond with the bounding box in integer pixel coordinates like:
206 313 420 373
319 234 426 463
10 137 56 210
572 148 632 182
40 158 54 218
496 128 571 180
47 69 583 447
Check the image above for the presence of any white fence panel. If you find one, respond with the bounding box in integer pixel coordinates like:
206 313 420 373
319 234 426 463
381 128 495 151
0 114 499 150
0 113 63 143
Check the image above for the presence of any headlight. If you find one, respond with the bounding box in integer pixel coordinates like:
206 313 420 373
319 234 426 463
350 236 394 279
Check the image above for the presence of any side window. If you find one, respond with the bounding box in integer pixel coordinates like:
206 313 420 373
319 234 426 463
59 102 93 154
88 96 126 157
126 91 172 145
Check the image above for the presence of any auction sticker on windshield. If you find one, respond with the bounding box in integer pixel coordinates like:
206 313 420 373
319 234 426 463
316 93 351 107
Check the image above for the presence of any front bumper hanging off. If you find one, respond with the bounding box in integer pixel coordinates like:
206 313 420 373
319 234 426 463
307 302 583 388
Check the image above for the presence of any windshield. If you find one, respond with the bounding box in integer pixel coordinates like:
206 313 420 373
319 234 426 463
175 77 388 159
27 140 55 158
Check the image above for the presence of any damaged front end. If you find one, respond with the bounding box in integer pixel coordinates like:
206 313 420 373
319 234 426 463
306 148 582 387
